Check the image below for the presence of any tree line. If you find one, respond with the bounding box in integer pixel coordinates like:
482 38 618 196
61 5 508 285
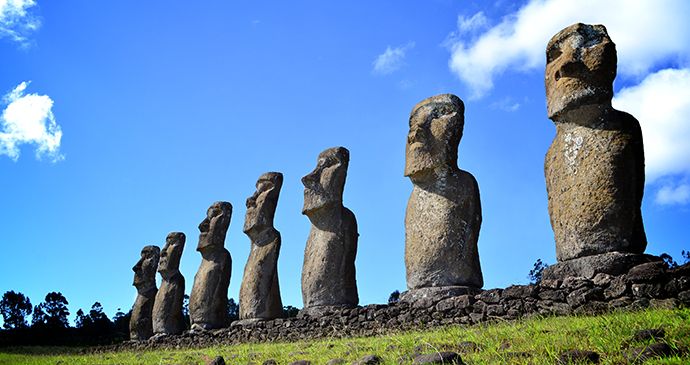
0 291 299 346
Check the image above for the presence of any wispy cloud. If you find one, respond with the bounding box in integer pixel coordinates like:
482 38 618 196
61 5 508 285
489 96 520 112
0 0 41 47
372 41 415 75
1 81 64 162
655 182 690 205
445 0 690 98
613 68 690 205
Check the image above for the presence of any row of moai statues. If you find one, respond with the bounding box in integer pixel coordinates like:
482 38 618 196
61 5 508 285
129 149 360 339
130 22 648 340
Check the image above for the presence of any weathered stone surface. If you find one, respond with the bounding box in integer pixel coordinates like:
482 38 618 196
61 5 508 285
592 273 613 287
404 94 483 290
301 147 358 309
544 23 646 262
414 352 462 364
632 283 661 298
130 245 159 341
353 354 382 365
624 343 675 362
189 201 233 330
633 329 665 342
561 277 593 291
289 361 311 365
557 350 599 364
566 287 604 308
153 232 186 335
626 262 667 283
503 284 539 299
399 286 480 304
539 289 566 302
239 172 284 321
210 356 225 365
604 275 628 300
668 262 690 277
477 289 502 304
542 252 658 280
679 290 690 304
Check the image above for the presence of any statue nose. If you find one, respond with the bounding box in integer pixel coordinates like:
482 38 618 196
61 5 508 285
246 193 258 208
133 258 143 273
408 126 426 144
302 170 319 188
198 217 210 231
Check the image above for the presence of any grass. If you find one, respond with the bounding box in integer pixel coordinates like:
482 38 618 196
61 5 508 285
1 307 689 364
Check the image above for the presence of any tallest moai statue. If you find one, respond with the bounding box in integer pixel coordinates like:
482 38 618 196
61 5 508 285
544 23 646 262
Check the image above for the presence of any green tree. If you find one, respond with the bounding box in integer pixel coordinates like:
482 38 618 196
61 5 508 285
388 290 400 303
283 305 299 318
528 259 548 284
75 308 90 328
661 253 678 268
182 294 190 329
227 298 239 322
0 291 32 329
75 302 116 344
32 292 70 329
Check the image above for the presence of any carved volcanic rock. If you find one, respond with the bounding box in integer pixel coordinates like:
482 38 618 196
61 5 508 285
130 245 159 341
301 147 359 310
544 23 646 262
189 201 233 330
404 94 483 290
153 232 186 335
239 172 284 321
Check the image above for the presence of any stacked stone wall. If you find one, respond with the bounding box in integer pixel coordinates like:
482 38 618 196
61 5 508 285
101 259 690 352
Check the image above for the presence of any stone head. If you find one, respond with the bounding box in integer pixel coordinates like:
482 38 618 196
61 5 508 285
198 201 232 251
159 232 185 275
133 245 160 288
302 147 349 215
404 94 464 177
244 172 283 234
545 23 617 120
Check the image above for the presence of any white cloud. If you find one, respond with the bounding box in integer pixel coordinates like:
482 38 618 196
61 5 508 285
372 41 415 75
446 0 690 98
1 81 64 162
612 68 690 183
655 182 690 205
489 97 520 112
612 68 690 205
397 79 413 90
0 0 41 47
457 12 488 34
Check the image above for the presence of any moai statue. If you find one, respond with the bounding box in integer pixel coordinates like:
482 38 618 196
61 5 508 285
238 172 284 322
403 94 483 300
301 147 358 313
544 23 646 263
152 232 186 335
189 201 233 330
130 245 160 340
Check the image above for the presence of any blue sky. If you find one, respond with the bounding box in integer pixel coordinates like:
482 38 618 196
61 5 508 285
1 0 689 325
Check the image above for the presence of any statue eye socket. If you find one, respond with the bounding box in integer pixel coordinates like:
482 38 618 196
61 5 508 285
258 181 273 191
547 48 562 63
430 107 453 120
